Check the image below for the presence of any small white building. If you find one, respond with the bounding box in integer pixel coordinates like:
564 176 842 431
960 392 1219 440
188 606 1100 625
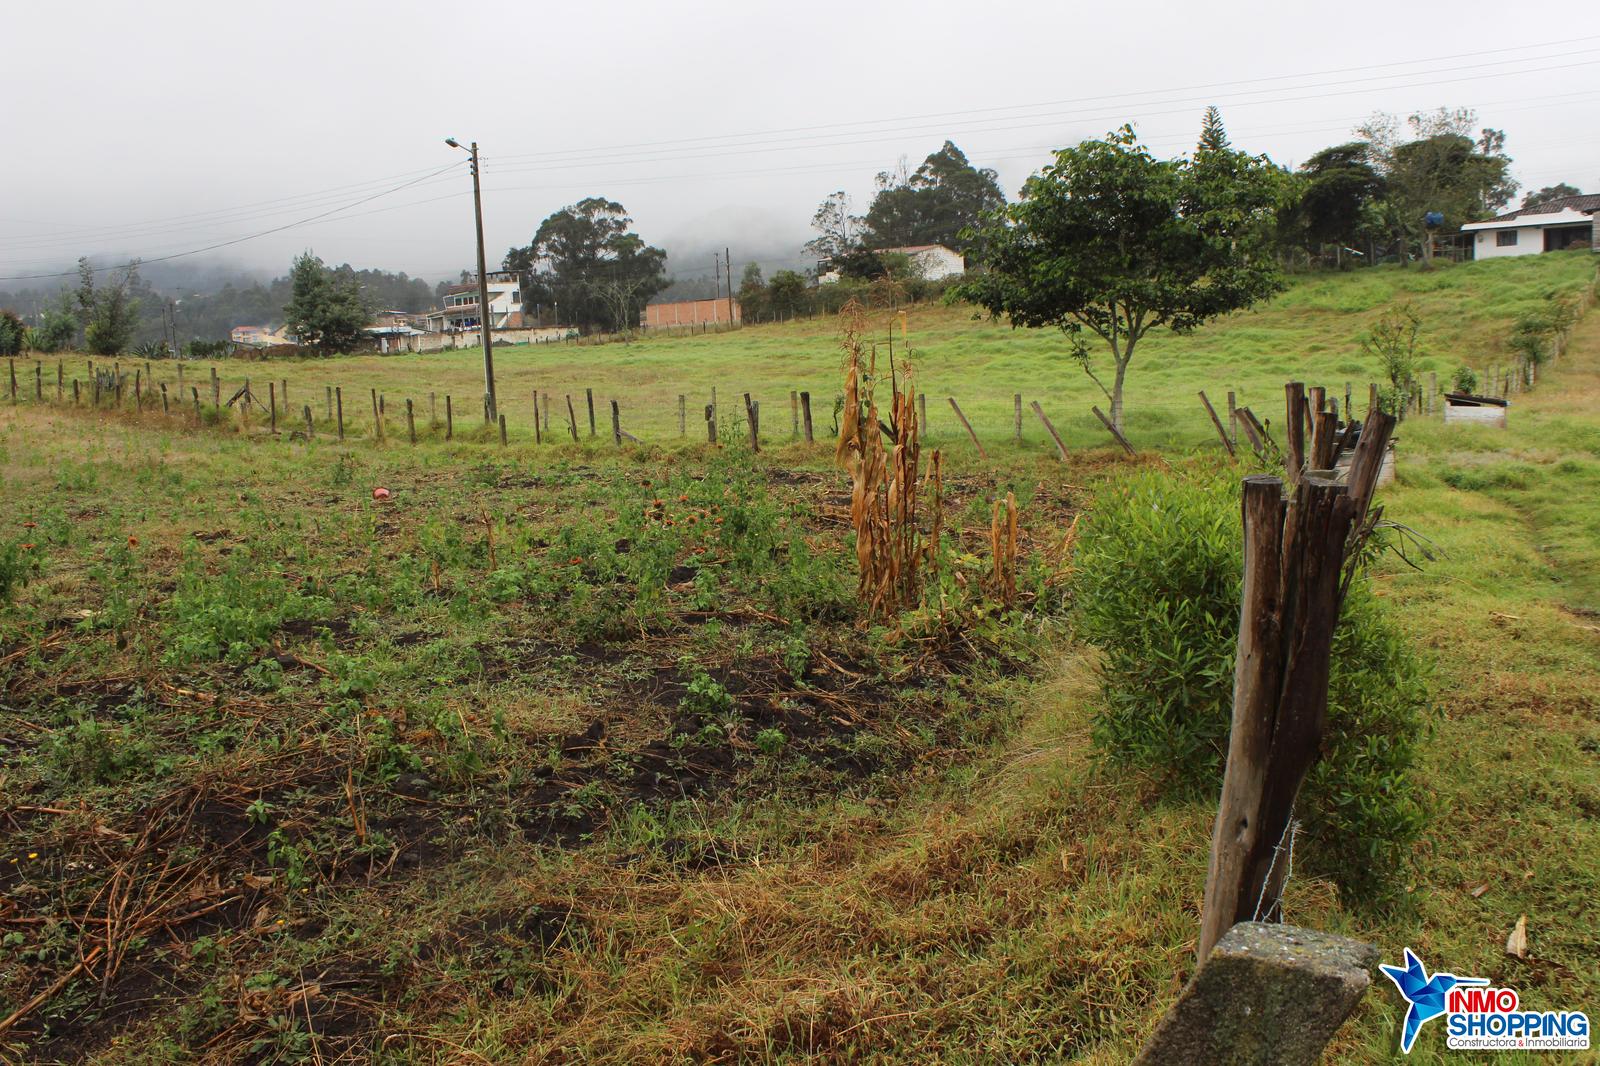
882 244 966 280
816 243 967 284
1461 194 1599 259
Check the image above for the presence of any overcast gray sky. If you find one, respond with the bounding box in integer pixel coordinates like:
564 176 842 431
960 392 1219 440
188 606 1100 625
3 0 1596 286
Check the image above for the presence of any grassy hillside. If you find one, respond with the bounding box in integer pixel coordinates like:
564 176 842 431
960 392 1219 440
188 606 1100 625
1 252 1597 1063
219 252 1600 453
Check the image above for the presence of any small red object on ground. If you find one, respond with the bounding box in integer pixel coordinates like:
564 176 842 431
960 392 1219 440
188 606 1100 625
372 487 392 501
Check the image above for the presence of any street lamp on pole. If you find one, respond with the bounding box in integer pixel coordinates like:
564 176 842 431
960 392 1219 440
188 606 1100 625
446 137 497 422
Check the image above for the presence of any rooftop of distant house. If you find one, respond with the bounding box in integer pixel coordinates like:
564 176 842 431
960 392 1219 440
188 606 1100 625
1484 194 1600 223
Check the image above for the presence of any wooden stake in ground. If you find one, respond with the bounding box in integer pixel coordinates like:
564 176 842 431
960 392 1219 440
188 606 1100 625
406 399 416 444
499 413 508 446
1013 393 1023 443
73 379 80 405
533 391 542 444
303 405 314 439
744 392 760 452
446 395 453 440
586 388 596 436
325 385 333 420
946 397 987 459
1283 383 1307 484
800 391 813 443
705 403 717 443
918 392 927 436
567 395 579 441
9 358 18 403
1199 390 1236 457
1092 405 1135 455
269 382 278 432
679 394 687 437
160 382 168 414
1030 401 1069 461
371 389 383 442
1197 412 1396 964
336 387 345 441
611 400 622 446
191 386 200 421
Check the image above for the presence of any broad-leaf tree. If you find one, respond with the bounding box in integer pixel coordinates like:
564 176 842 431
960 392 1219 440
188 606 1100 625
862 141 1006 254
504 197 666 333
77 258 143 356
1293 142 1386 260
1357 108 1517 265
284 252 370 353
803 191 863 262
960 126 1289 431
1522 183 1582 210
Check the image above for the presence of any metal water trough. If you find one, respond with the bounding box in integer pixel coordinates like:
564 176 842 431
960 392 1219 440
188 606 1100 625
1443 392 1509 428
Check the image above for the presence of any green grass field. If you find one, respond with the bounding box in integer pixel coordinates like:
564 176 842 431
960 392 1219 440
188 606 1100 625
2 252 1598 1063
54 250 1594 458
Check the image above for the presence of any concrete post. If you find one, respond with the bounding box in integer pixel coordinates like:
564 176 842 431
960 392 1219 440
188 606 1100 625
1135 923 1379 1066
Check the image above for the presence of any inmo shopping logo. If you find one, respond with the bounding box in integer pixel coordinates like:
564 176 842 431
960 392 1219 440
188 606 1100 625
1381 948 1590 1054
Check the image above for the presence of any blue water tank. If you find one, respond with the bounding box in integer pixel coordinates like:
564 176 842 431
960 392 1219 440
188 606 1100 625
1423 211 1445 229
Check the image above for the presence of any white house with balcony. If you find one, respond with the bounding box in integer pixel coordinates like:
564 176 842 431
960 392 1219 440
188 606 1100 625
1461 194 1599 259
435 271 526 331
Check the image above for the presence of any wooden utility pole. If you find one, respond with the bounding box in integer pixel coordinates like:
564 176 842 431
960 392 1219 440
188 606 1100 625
446 137 497 421
725 246 735 325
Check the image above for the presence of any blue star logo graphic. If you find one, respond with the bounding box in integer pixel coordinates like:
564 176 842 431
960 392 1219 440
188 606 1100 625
1380 948 1489 1053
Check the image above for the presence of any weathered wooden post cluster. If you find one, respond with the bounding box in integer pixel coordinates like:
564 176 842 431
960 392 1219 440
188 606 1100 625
1199 386 1396 960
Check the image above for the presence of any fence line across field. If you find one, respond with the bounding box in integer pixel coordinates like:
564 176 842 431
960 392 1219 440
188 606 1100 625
3 353 1539 459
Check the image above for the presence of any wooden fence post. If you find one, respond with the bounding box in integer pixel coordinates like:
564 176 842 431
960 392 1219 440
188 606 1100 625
947 397 987 458
191 386 200 421
533 391 542 444
1013 393 1023 443
1283 383 1307 485
160 382 168 414
37 362 44 402
567 395 579 441
336 387 344 441
679 394 687 437
1030 401 1069 461
586 388 596 436
73 379 80 406
446 395 453 440
542 392 551 435
430 392 437 427
269 381 277 432
211 366 219 410
611 400 622 446
9 358 18 403
1197 411 1395 964
326 386 333 421
800 391 813 443
705 403 717 443
406 398 416 444
371 389 383 442
303 405 314 439
1199 390 1236 457
744 392 760 452
1092 405 1135 456
499 413 508 446
918 392 927 437
57 361 63 401
790 390 799 438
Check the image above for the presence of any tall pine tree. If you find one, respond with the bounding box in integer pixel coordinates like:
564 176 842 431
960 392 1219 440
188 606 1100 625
1197 106 1230 153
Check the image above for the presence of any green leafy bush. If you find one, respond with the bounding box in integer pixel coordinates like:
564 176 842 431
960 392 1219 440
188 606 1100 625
1073 467 1431 900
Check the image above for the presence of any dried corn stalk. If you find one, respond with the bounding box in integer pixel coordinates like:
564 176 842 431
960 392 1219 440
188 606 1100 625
989 491 1018 605
835 300 940 619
